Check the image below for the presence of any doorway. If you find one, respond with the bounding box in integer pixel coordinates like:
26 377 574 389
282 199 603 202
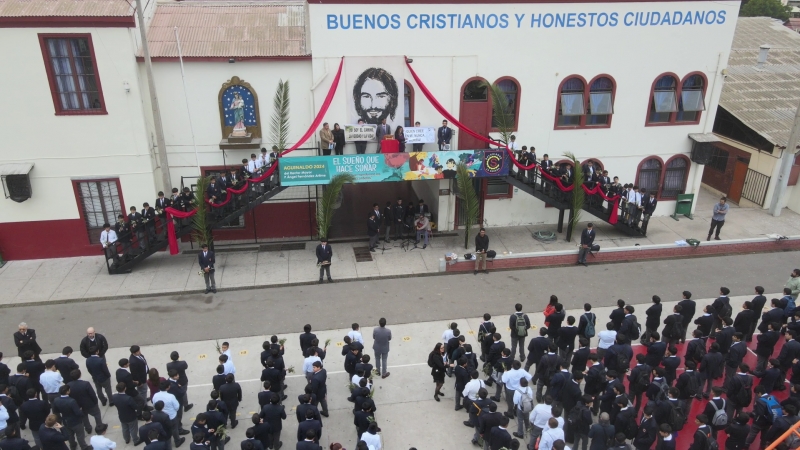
459 78 490 150
728 157 749 203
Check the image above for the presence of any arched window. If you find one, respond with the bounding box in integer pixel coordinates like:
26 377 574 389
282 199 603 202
587 77 614 126
661 156 690 198
676 74 705 123
492 78 520 130
404 81 414 128
648 75 678 124
463 80 488 101
557 77 585 127
637 158 663 193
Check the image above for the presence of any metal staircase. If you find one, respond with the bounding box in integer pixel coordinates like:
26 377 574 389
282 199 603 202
505 166 648 241
106 183 287 274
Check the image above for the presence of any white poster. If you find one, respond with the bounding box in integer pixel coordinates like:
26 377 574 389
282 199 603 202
404 127 436 144
344 124 377 141
345 57 405 132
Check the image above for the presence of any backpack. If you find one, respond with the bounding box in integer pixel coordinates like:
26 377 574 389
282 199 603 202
7 376 24 406
668 401 686 431
541 355 558 384
636 366 652 391
583 313 596 338
478 322 492 343
515 314 528 338
654 378 670 402
720 302 732 320
734 376 752 406
685 372 701 397
693 339 708 362
762 395 783 423
519 389 534 414
615 352 630 373
710 399 728 427
707 433 720 450
629 317 641 340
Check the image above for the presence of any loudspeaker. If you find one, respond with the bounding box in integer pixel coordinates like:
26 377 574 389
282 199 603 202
4 174 32 203
691 141 714 165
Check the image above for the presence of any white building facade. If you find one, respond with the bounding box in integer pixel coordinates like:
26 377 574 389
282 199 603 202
0 0 740 260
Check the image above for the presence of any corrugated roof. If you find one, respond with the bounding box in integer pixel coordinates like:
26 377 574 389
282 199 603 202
720 17 800 148
145 4 308 58
0 0 132 17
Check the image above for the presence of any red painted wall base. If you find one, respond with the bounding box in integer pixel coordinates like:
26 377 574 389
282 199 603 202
0 219 100 261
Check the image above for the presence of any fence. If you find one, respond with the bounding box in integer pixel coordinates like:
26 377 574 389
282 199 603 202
741 168 770 206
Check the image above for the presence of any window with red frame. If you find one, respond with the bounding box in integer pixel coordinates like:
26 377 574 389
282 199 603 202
649 75 678 124
661 157 689 198
586 77 614 126
676 75 706 122
41 35 105 114
484 178 513 199
637 158 662 193
557 77 585 127
492 79 519 128
75 180 123 244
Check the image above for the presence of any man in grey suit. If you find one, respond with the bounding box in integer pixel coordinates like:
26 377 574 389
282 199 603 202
375 119 391 153
372 318 392 379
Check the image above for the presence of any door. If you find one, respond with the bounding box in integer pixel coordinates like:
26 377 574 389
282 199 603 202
459 79 490 150
728 158 749 203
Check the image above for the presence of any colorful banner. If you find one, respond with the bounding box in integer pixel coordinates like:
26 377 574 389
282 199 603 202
344 124 377 141
279 150 509 186
404 127 436 143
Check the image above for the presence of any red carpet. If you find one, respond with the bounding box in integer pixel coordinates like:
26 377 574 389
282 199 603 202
613 338 790 450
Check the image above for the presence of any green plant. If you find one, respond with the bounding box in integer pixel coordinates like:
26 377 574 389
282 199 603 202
741 0 790 20
214 339 221 354
485 82 515 146
270 79 290 152
456 163 480 249
191 176 213 248
564 151 584 239
317 173 356 239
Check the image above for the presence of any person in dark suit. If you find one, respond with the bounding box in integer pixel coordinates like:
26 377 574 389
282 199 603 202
724 412 751 449
576 223 596 266
724 333 747 381
0 353 10 387
645 297 663 337
677 291 696 343
13 323 41 361
297 410 322 444
52 385 88 450
436 120 453 150
562 373 584 415
206 178 222 206
198 244 216 294
524 328 551 373
367 213 380 253
309 363 328 417
618 306 639 343
116 358 146 418
112 382 141 445
643 333 666 369
609 300 626 332
129 346 150 407
661 305 684 346
755 322 780 373
80 329 109 360
19 388 50 449
749 286 768 341
570 339 591 375
23 351 46 397
733 302 756 338
759 299 786 333
546 305 566 341
661 347 681 386
641 192 657 232
39 414 70 450
628 355 652 412
299 326 317 358
0 426 31 450
315 239 333 284
710 287 731 338
259 393 286 450
241 430 264 450
685 330 707 367
295 430 322 450
53 348 79 384
487 416 513 450
381 201 393 243
139 411 168 445
167 351 193 413
67 369 106 434
778 330 800 388
219 375 242 428
85 346 113 407
715 317 736 355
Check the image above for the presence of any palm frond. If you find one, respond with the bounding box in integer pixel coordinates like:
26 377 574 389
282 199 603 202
564 151 584 234
317 173 355 239
456 163 480 249
485 82 515 145
191 175 213 247
270 79 290 152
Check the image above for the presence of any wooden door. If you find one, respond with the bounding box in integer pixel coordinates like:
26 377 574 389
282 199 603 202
459 79 490 150
728 159 749 203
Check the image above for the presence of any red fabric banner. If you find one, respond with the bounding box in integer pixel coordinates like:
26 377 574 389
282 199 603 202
405 58 621 225
164 58 344 255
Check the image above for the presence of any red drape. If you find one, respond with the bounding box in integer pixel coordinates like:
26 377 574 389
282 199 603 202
164 58 344 255
405 58 620 225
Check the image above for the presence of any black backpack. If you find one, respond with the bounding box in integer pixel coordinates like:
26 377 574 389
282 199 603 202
7 376 24 406
615 352 630 373
734 376 753 406
686 372 701 397
541 355 558 384
693 339 708 362
636 366 652 391
668 401 686 431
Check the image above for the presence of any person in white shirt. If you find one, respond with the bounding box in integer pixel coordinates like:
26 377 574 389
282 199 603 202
351 372 372 391
626 185 641 227
89 426 116 450
442 322 457 343
539 417 565 450
40 360 64 404
596 323 617 359
512 378 534 438
360 423 381 450
221 342 234 366
0 403 8 435
347 324 364 344
152 381 182 447
100 223 120 265
529 396 554 442
462 371 486 402
302 349 321 383
501 360 533 419
219 348 235 375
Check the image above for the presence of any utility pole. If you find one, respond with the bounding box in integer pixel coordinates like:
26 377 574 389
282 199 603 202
769 97 800 216
135 0 171 190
